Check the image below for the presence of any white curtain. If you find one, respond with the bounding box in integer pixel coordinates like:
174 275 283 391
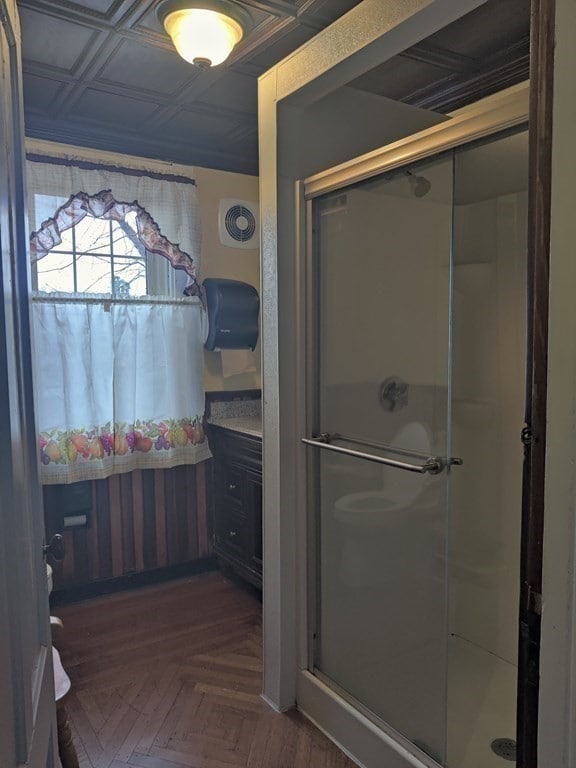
33 294 211 484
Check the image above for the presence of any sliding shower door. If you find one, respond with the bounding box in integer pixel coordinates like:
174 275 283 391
305 154 456 764
305 127 528 767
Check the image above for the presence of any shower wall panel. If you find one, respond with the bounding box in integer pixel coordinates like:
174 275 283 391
451 191 527 665
318 173 452 448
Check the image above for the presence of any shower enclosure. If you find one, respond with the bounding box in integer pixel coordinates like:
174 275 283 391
303 123 528 767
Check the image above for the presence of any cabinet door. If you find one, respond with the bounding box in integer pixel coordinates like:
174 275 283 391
215 503 247 561
221 463 244 505
214 459 246 560
246 468 263 573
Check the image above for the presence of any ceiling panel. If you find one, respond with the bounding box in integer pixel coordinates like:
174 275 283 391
303 0 363 24
22 74 65 112
18 0 531 175
158 108 241 143
425 0 530 57
69 0 120 13
350 57 454 102
19 8 99 69
226 131 258 162
95 38 196 93
132 8 164 34
72 88 161 124
195 71 257 114
246 22 316 70
348 0 529 113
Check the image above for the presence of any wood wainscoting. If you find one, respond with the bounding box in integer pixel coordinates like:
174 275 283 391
44 461 214 592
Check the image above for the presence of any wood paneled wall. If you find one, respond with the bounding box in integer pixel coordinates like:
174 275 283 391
44 462 212 590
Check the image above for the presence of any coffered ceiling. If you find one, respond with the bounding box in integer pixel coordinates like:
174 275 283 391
18 0 530 175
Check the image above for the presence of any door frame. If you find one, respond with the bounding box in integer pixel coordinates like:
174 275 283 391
0 0 58 764
534 0 576 766
516 1 555 766
259 0 566 765
259 0 498 717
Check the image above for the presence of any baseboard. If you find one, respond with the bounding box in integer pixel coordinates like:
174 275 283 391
49 556 218 605
260 694 286 713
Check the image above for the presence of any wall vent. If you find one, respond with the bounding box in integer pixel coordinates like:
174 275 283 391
218 198 259 249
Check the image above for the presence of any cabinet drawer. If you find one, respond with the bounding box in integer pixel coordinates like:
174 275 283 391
215 506 246 559
220 464 243 503
208 422 262 589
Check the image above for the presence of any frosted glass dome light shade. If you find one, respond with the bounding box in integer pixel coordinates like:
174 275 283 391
161 5 246 67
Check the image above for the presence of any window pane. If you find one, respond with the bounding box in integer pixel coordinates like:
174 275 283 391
36 253 75 293
53 226 74 251
74 216 113 254
146 250 173 296
76 254 112 293
113 256 147 297
112 216 144 257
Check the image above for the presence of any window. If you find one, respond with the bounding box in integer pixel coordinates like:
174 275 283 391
26 178 209 485
33 203 176 298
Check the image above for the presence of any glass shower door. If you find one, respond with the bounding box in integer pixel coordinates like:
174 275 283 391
306 154 456 763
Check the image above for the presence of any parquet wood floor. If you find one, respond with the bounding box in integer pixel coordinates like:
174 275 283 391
55 572 357 768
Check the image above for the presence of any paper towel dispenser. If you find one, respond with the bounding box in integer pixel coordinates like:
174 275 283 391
203 278 259 351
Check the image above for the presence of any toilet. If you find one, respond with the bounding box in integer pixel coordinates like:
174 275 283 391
333 421 439 586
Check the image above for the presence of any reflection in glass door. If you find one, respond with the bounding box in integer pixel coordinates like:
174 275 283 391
307 154 456 764
305 129 528 767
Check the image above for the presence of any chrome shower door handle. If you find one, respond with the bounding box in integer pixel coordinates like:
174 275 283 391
301 433 462 475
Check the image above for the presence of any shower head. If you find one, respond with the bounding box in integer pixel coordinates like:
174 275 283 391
406 170 432 198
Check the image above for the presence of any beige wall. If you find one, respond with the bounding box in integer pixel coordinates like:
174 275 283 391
194 166 261 392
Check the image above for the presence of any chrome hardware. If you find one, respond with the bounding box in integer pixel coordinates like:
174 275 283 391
228 483 237 490
379 377 409 412
43 533 66 562
229 530 237 537
302 433 462 475
521 426 532 447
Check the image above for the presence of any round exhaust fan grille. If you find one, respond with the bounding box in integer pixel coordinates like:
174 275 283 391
225 204 256 243
218 198 259 249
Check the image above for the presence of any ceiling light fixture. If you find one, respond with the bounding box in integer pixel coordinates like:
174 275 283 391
157 0 251 68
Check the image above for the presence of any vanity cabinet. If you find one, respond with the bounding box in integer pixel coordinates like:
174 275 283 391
208 425 262 588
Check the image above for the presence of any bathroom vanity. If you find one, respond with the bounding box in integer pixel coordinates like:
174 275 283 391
208 412 262 589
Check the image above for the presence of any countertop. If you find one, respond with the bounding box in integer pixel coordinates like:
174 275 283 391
208 416 262 439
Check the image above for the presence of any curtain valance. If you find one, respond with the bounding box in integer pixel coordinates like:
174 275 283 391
26 155 202 294
30 189 198 287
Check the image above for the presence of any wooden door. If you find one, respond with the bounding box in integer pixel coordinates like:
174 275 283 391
0 0 58 765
